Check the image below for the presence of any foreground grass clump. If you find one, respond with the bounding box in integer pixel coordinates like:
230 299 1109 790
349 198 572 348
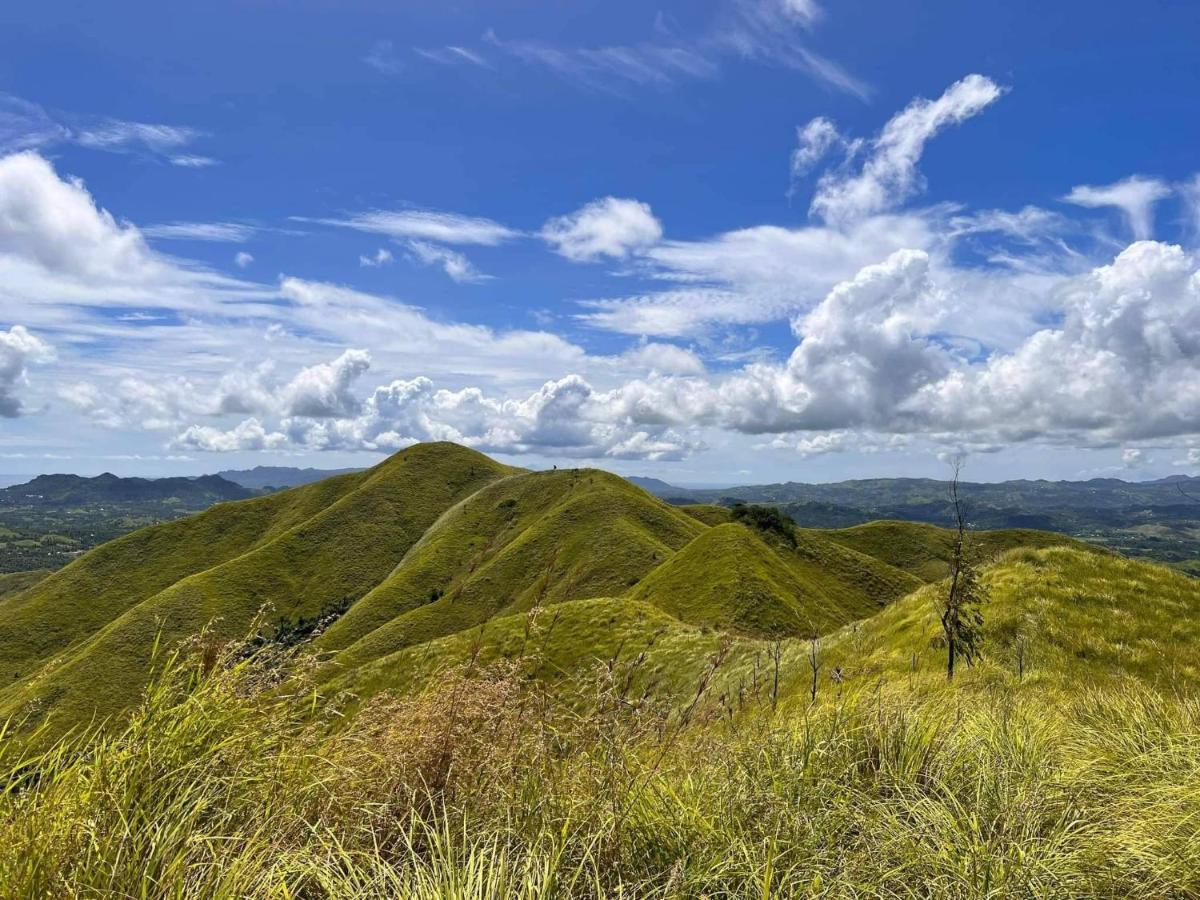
2 635 1200 899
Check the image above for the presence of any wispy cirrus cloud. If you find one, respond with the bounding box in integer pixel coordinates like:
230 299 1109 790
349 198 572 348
74 121 201 155
577 287 768 337
400 0 868 99
358 248 394 268
482 30 719 91
1063 175 1173 240
142 222 259 242
413 45 489 67
404 241 491 283
706 0 867 98
0 94 69 152
301 209 520 246
167 154 219 168
363 40 404 75
0 93 215 167
1183 174 1200 243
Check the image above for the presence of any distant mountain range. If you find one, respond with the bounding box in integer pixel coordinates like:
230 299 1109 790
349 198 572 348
0 466 366 501
625 476 681 495
215 465 364 490
630 472 1200 519
0 467 361 573
0 473 254 573
0 473 252 507
631 472 1200 571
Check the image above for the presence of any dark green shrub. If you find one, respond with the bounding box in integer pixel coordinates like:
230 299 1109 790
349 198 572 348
730 503 797 547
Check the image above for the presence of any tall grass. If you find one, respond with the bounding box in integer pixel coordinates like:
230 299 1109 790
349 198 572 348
1 636 1198 898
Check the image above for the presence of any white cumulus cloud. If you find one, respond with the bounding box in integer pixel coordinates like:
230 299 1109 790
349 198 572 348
177 371 700 461
576 241 1200 452
172 418 287 452
1121 448 1144 467
278 349 372 418
542 197 663 262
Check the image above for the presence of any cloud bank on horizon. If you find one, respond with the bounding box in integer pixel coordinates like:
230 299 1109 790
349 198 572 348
2 0 1199 480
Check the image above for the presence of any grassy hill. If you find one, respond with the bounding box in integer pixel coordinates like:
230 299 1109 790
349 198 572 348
3 537 1200 896
0 569 49 602
0 441 1145 744
0 443 516 730
820 519 1090 581
323 595 753 713
215 464 364 490
676 503 733 526
627 522 920 637
805 544 1200 695
315 468 703 675
1 445 1200 895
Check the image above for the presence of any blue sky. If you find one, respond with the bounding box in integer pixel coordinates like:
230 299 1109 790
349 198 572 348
1 0 1199 483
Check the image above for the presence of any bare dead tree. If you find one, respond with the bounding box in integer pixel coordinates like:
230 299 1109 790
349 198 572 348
939 458 987 680
807 631 821 704
769 640 783 712
1015 633 1028 682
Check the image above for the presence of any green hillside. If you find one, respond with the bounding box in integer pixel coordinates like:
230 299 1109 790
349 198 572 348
330 526 1137 723
676 503 732 526
627 522 920 637
776 545 1200 702
0 569 49 602
820 519 1089 581
316 468 703 674
0 467 364 685
1 445 1200 895
0 443 516 730
324 595 756 712
4 530 1199 898
0 442 1137 743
